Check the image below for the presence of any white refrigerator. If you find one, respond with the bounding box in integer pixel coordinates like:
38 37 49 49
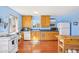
57 22 70 36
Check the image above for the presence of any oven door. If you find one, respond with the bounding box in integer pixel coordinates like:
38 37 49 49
8 38 16 52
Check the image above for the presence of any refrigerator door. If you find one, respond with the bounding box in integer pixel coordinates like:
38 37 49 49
59 28 70 36
57 22 70 28
57 22 70 36
71 21 79 36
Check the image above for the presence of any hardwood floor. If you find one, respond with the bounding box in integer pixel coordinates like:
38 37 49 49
18 40 58 53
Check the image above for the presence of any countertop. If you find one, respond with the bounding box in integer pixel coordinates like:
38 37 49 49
0 33 17 37
21 27 58 32
22 30 58 32
56 35 79 39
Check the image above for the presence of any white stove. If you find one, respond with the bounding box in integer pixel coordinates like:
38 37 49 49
0 34 18 53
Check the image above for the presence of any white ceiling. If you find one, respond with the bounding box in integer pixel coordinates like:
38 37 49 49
9 6 79 16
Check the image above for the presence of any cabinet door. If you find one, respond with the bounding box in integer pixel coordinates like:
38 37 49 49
45 32 58 40
41 32 58 40
21 32 24 40
41 32 54 40
31 31 40 40
22 16 27 28
45 32 51 40
41 16 50 27
41 32 46 40
22 16 32 28
45 16 50 27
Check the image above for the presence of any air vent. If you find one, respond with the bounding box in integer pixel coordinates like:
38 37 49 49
0 18 1 23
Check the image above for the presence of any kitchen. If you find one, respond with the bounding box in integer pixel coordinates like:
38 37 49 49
20 15 58 53
0 6 79 53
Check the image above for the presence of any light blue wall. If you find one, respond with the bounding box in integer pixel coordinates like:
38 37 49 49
56 11 79 36
56 10 79 23
0 6 22 32
69 12 79 36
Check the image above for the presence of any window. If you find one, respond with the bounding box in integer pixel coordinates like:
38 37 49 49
32 16 40 28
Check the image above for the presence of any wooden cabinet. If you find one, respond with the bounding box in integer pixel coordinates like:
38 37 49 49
40 32 46 40
41 32 58 40
22 15 50 28
45 32 58 40
41 16 50 27
31 31 58 41
31 31 41 40
22 16 32 28
21 32 24 40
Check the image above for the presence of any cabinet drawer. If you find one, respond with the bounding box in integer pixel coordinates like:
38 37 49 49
65 39 79 45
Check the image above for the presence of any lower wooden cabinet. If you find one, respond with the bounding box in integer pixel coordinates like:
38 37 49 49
21 32 24 40
31 31 41 40
22 31 58 41
41 32 58 40
41 32 46 40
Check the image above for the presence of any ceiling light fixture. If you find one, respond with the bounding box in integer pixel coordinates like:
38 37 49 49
34 11 39 14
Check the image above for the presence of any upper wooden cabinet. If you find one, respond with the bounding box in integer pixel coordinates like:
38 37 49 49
41 16 50 28
22 16 50 28
22 16 32 28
